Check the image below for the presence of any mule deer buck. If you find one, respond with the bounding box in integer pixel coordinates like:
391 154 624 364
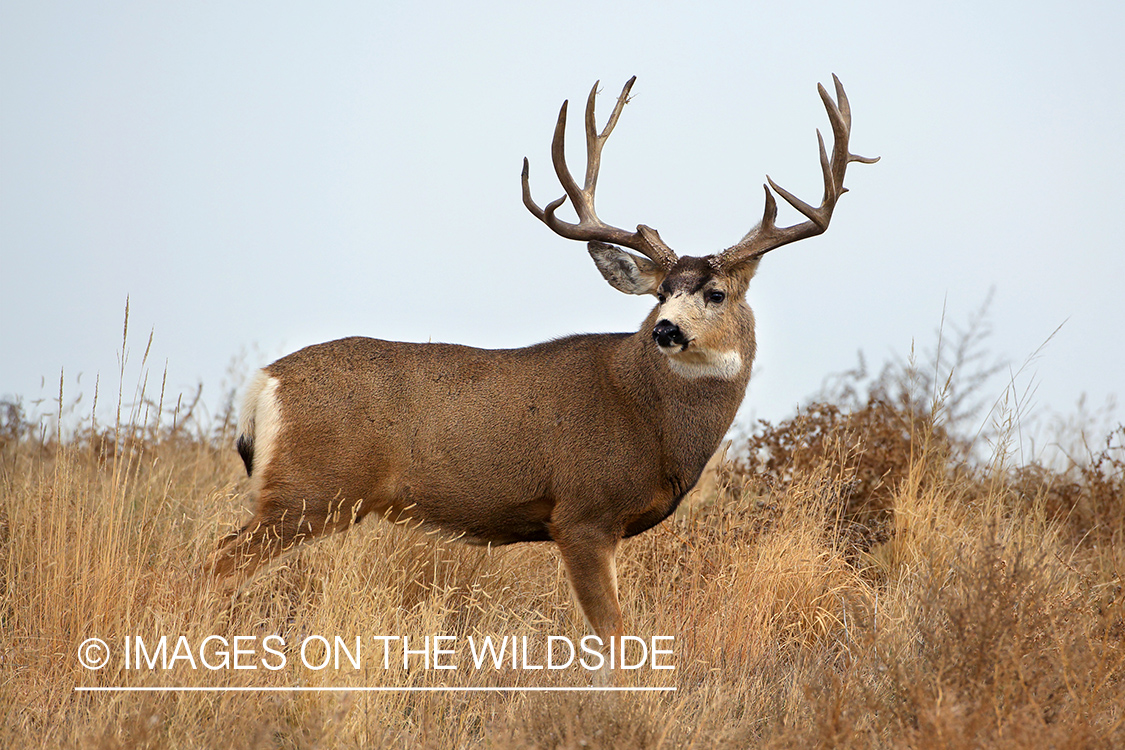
209 75 876 645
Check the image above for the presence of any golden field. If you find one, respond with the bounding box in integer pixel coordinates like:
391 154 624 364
2 323 1122 748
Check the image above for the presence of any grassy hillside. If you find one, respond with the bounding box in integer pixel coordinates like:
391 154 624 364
2 346 1122 748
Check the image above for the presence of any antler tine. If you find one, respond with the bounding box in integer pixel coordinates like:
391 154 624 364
585 77 634 193
833 74 851 129
521 78 678 269
712 76 878 272
550 98 583 209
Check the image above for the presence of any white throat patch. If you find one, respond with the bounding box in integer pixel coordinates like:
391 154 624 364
667 349 744 380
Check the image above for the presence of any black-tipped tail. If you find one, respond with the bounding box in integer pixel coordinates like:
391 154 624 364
236 433 254 476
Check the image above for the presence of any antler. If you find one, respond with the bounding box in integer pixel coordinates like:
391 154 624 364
522 77 678 270
710 75 879 272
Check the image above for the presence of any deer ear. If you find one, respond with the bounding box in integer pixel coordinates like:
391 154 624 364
588 242 664 296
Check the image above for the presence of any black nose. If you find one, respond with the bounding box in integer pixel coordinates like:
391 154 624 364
652 319 686 348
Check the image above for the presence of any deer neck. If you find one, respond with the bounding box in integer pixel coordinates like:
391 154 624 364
612 328 752 478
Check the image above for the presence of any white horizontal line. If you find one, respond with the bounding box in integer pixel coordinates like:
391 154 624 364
75 686 675 693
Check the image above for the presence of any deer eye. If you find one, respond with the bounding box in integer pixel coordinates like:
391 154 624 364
707 290 726 304
657 292 667 304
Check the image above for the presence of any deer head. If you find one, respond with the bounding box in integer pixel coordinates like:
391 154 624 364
522 75 879 379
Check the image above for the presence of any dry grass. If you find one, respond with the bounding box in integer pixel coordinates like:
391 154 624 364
2 336 1123 748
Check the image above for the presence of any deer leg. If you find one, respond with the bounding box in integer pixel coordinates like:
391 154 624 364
206 492 355 588
553 525 624 643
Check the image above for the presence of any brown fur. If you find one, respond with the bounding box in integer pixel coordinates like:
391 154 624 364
209 279 755 641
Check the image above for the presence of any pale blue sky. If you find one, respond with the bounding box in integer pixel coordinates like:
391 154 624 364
2 1 1122 445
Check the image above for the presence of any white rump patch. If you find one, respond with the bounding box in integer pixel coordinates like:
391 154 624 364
667 350 744 381
240 371 282 491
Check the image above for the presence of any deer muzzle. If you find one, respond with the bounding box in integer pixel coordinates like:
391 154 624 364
652 319 687 350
